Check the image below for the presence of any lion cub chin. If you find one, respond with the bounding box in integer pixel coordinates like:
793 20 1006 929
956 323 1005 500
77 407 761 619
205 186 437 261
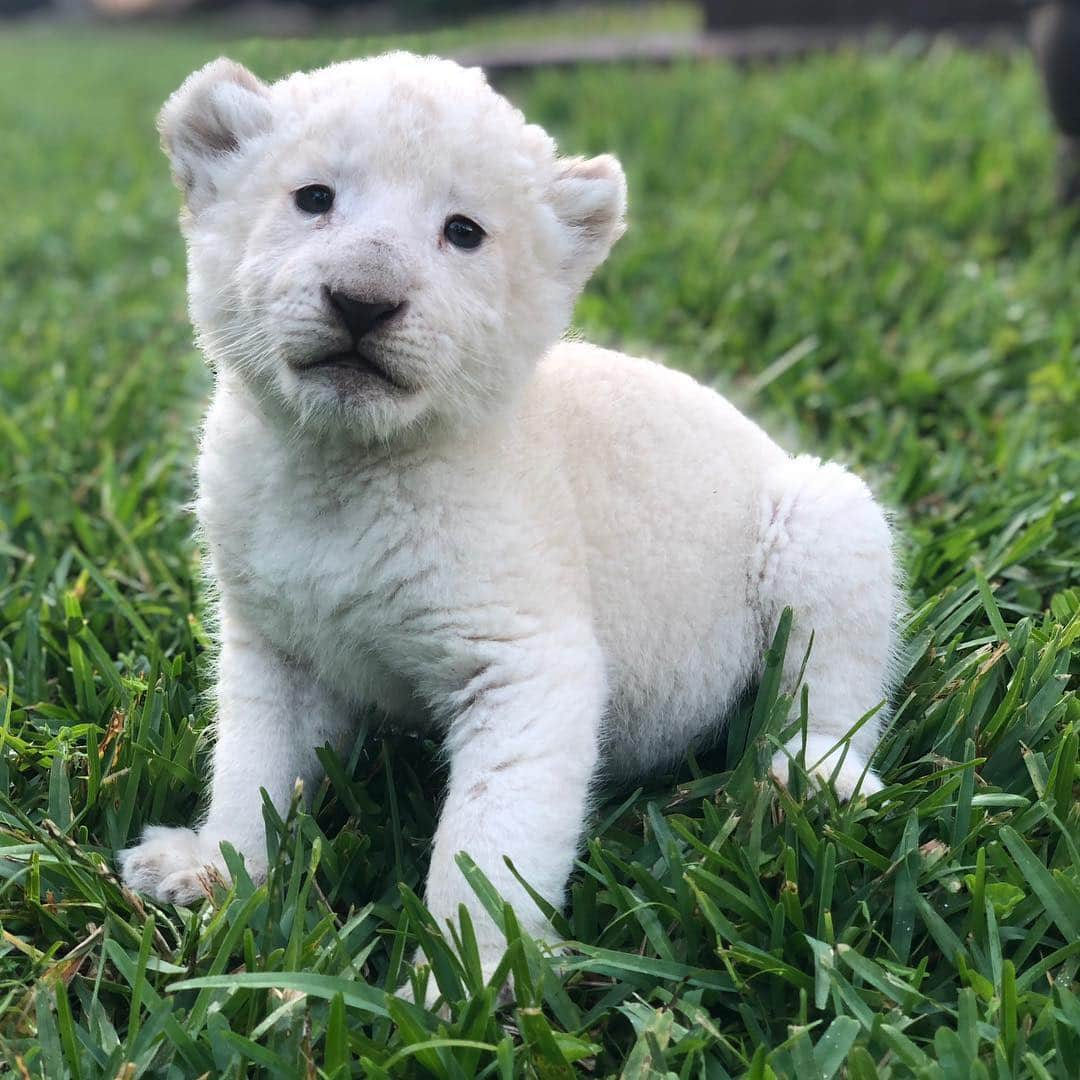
119 51 899 996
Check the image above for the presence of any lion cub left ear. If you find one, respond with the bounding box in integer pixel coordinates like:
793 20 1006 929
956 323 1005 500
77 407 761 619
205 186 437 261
548 154 627 281
158 57 273 212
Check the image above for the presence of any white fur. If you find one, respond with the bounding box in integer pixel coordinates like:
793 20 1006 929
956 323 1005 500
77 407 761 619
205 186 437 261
119 52 900 983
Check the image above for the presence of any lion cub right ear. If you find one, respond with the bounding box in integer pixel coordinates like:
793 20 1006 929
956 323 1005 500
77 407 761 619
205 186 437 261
158 58 273 212
548 154 627 286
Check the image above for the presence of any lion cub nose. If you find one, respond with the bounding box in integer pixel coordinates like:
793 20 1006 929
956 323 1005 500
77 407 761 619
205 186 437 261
327 289 406 341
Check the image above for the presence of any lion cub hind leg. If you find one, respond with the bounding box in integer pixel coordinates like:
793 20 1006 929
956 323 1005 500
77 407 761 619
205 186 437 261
756 455 899 799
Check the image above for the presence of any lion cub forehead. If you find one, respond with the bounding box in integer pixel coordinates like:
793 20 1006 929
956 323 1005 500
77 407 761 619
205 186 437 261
268 52 557 190
285 52 491 101
277 54 532 136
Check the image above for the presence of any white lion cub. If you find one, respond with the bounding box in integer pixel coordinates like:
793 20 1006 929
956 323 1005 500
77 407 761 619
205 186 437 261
120 52 899 980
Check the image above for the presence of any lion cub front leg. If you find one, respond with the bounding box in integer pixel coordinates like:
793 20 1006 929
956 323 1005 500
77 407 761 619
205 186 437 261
421 627 607 987
119 611 349 903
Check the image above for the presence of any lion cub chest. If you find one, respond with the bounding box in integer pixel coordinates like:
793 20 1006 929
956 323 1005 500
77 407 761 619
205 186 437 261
200 443 442 718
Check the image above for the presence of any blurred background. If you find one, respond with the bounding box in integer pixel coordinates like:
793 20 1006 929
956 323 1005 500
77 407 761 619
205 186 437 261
3 2 1077 202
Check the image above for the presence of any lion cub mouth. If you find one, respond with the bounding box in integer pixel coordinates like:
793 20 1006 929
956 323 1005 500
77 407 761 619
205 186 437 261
295 350 412 392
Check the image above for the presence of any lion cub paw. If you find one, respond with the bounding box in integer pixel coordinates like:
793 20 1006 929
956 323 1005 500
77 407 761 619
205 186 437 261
118 826 227 904
770 734 883 801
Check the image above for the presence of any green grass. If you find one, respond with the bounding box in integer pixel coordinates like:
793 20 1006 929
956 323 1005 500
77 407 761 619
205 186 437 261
1 19 1079 1079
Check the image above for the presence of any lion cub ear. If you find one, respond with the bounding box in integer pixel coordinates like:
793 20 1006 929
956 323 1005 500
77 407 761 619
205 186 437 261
158 58 273 211
548 154 627 281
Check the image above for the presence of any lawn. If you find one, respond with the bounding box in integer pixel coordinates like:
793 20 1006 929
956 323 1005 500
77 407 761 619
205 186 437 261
0 14 1078 1079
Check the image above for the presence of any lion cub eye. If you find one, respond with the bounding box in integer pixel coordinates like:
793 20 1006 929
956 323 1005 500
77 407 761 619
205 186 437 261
444 215 485 250
294 185 335 215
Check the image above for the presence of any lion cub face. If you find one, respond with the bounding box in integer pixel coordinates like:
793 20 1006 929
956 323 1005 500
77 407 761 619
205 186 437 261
160 51 626 442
